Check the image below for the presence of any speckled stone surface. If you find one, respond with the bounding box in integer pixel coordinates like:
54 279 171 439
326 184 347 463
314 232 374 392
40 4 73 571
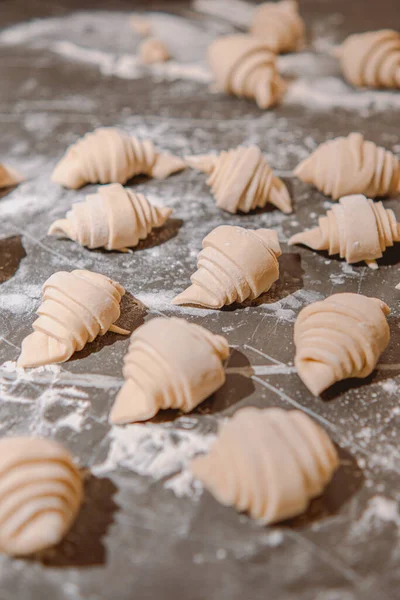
0 1 399 599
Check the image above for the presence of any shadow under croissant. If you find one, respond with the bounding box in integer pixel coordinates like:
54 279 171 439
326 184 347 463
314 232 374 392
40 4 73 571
0 235 26 285
40 474 119 567
68 292 148 362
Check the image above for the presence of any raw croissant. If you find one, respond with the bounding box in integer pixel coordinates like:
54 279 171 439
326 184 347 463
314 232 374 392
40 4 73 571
139 37 170 64
288 194 400 269
0 437 82 556
18 270 129 368
186 145 292 214
48 183 172 251
251 0 305 54
294 133 400 200
294 293 390 396
191 407 339 524
110 317 229 424
52 127 186 189
0 163 24 188
337 30 400 89
208 34 286 109
173 225 282 309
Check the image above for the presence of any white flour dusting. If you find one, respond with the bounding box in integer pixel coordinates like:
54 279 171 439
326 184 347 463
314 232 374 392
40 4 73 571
352 495 400 537
193 0 253 28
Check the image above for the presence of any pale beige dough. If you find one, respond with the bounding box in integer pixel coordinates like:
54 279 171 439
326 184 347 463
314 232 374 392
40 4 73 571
48 183 172 252
173 225 282 309
18 270 129 368
0 437 82 556
139 37 170 64
51 127 186 189
186 145 292 214
191 407 339 524
294 293 390 396
288 194 400 269
208 34 286 109
294 133 400 200
130 15 152 37
336 30 400 89
110 317 229 424
251 0 305 54
0 163 24 188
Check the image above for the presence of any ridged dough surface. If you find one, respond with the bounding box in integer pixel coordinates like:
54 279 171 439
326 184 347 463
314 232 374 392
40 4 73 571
186 145 292 214
289 194 400 269
337 29 400 89
0 163 24 188
251 0 305 54
294 293 390 395
110 317 229 424
173 225 282 309
294 132 400 200
51 127 185 189
0 437 82 556
191 407 339 524
208 34 286 109
48 183 172 251
18 270 129 368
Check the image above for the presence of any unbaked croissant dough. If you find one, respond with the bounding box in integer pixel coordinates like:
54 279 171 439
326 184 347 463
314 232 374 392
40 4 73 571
208 34 286 109
110 317 229 424
0 437 82 556
52 127 186 189
251 0 305 54
294 133 400 200
288 194 400 269
48 183 172 251
139 37 170 64
336 30 400 89
173 225 282 308
0 163 24 188
191 407 339 524
18 270 129 368
186 145 292 214
294 293 390 395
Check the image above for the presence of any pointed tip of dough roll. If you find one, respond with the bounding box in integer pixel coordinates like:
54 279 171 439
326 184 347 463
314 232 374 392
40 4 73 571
184 154 217 174
110 381 158 425
295 358 337 396
156 205 173 226
17 332 70 369
51 158 83 189
172 284 223 309
294 156 315 183
288 227 325 250
150 152 186 179
269 180 293 214
0 164 25 188
47 219 74 239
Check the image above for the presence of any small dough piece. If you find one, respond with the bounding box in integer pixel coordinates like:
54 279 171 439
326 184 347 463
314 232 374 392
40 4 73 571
110 317 229 424
251 0 305 54
294 133 400 200
173 225 282 309
0 163 24 188
208 34 286 109
130 15 152 37
139 37 170 64
0 437 82 556
52 127 186 189
191 407 339 524
18 270 129 368
337 30 400 89
186 145 292 214
288 194 400 269
48 183 172 251
294 293 390 395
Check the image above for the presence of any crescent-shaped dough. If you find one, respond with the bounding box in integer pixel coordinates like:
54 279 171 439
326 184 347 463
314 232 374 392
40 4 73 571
251 0 305 54
52 127 186 189
110 317 229 424
191 407 339 524
0 437 82 556
208 34 286 109
294 293 390 395
173 225 282 309
294 133 400 200
337 30 400 89
48 183 172 251
186 145 292 214
0 163 24 189
288 194 400 269
18 270 129 368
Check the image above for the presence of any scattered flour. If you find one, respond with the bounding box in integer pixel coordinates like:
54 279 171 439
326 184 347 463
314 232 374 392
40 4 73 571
352 496 400 537
380 380 398 395
193 0 253 28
